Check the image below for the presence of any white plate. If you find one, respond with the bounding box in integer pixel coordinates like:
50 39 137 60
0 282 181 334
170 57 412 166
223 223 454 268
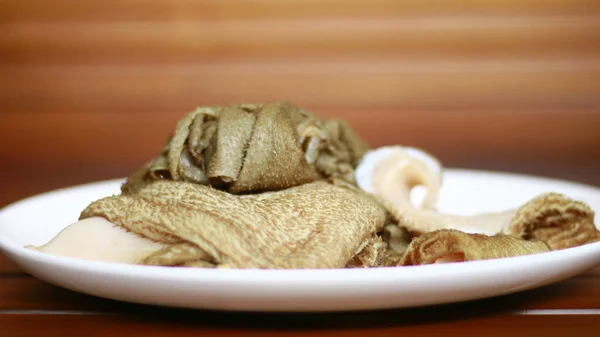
1 169 600 312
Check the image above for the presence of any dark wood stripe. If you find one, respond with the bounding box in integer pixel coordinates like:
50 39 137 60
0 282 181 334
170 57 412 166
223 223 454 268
0 308 599 336
0 254 24 276
1 62 600 112
1 0 599 23
2 109 598 162
2 18 599 65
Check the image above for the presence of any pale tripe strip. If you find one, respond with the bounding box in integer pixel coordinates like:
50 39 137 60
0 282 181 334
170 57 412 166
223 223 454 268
27 217 166 264
356 146 513 235
356 146 600 250
356 146 442 209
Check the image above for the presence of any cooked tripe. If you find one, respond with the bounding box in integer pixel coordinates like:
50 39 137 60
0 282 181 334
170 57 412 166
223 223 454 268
28 217 166 264
28 102 387 268
33 181 386 268
123 101 367 194
356 146 600 250
27 102 600 268
400 229 550 266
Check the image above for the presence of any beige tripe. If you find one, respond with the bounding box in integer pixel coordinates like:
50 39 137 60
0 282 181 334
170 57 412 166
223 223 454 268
400 229 550 266
79 180 387 269
123 101 368 195
356 146 600 251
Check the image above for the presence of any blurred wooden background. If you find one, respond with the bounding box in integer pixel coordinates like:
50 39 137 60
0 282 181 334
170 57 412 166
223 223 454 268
1 0 599 207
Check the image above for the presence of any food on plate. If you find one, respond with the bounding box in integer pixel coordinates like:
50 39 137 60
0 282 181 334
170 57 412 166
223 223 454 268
122 102 367 195
399 229 550 266
27 217 167 264
26 102 600 268
508 193 599 250
356 146 600 250
76 180 386 269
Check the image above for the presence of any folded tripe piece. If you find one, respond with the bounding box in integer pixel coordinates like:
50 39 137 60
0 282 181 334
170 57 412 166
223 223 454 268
33 180 387 268
83 180 387 268
123 101 368 195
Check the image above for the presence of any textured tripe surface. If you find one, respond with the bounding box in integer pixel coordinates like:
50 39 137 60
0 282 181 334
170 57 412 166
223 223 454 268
122 101 368 195
81 180 387 269
400 229 550 266
508 193 600 250
77 102 599 269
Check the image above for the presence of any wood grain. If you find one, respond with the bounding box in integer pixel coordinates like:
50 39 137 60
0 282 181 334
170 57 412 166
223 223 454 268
2 0 600 23
3 109 600 162
2 18 599 65
2 62 600 112
0 254 22 275
1 311 599 337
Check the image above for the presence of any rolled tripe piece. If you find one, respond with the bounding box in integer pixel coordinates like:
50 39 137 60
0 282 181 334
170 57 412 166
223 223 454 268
400 229 549 266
